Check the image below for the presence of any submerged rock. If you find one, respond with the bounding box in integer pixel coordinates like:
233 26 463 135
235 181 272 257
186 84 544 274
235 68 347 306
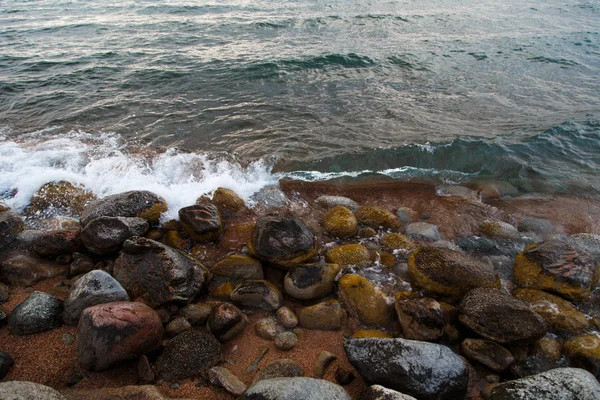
80 190 167 226
242 377 351 400
514 240 598 301
480 220 521 239
9 291 63 335
405 222 441 242
345 337 468 400
81 216 148 254
156 330 221 381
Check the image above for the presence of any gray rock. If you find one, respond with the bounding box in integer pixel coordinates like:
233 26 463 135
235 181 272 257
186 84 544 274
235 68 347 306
0 282 8 303
274 332 298 351
113 236 209 307
81 216 148 254
436 185 480 201
156 330 221 381
276 306 298 328
360 385 418 400
315 195 359 211
80 190 167 226
345 338 468 400
0 381 66 400
62 270 129 326
405 222 441 241
165 316 192 338
456 236 532 257
557 233 600 263
395 207 419 225
253 185 289 209
518 217 553 234
9 291 63 335
242 377 351 400
489 367 600 400
0 351 14 380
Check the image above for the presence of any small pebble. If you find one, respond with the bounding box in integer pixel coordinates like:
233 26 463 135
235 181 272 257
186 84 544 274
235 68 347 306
335 367 355 386
276 306 298 329
66 374 83 387
61 332 75 345
170 382 180 390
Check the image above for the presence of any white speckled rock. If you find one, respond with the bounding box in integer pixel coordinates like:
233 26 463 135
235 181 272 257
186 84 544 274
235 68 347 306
241 377 351 400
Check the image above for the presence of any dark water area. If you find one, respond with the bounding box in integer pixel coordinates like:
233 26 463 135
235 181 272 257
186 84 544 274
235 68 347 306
1 0 600 212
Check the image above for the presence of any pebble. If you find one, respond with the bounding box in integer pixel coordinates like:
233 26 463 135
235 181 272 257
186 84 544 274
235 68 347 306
274 332 298 351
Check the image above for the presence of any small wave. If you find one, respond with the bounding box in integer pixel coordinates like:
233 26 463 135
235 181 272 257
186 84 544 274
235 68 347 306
355 14 409 22
528 56 579 66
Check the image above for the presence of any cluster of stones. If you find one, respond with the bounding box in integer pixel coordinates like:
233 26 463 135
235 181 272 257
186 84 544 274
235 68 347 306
1 182 600 400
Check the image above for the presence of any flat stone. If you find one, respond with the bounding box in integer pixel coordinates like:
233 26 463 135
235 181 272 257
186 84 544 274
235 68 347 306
518 217 553 234
242 377 351 400
9 291 63 335
208 366 247 396
405 222 441 242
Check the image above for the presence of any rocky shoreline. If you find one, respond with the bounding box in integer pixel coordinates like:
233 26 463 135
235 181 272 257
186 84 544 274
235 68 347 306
1 178 600 399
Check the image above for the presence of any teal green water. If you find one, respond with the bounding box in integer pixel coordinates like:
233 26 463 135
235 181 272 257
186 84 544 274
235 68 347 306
1 0 600 202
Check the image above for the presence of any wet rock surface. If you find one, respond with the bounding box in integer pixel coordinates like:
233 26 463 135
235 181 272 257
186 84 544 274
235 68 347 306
0 253 69 287
208 302 246 341
9 291 63 335
80 190 167 226
179 203 223 242
81 216 148 254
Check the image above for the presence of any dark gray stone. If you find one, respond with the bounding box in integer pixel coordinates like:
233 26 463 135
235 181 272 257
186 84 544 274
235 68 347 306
489 368 600 400
0 351 14 380
156 330 221 381
0 282 9 302
80 190 166 226
0 210 25 250
62 270 130 325
81 216 148 254
242 377 351 400
456 236 532 257
345 338 468 400
8 291 63 335
252 185 289 209
30 228 82 256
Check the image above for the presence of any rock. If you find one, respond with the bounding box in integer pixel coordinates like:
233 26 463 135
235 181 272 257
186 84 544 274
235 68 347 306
325 244 371 266
394 293 445 341
208 302 246 341
179 203 223 242
313 350 337 378
405 223 441 242
564 334 600 378
255 316 286 340
179 302 214 326
335 368 355 386
76 301 163 371
456 236 530 258
0 210 24 249
211 255 264 282
559 233 600 263
231 280 282 310
518 217 553 234
513 288 589 333
458 288 547 343
396 207 419 225
352 330 392 338
0 381 66 400
113 236 210 307
9 291 63 335
242 377 351 400
284 263 340 300
338 274 392 327
345 338 468 400
212 188 245 215
0 308 6 327
315 195 359 211
253 185 289 209
248 213 316 269
137 355 155 384
534 336 563 362
274 332 298 351
488 368 600 400
62 270 130 326
355 206 399 230
322 206 358 238
208 366 247 396
81 216 148 254
80 190 167 226
408 247 498 300
30 228 82 256
276 306 298 328
437 185 480 201
69 253 95 276
381 233 415 251
156 330 221 381
164 229 188 249
165 317 192 338
29 181 96 215
360 385 418 400
253 359 303 383
480 220 520 239
297 300 345 330
0 282 8 302
60 385 180 400
461 339 515 372
514 240 598 301
0 253 69 287
360 227 378 238
0 351 14 380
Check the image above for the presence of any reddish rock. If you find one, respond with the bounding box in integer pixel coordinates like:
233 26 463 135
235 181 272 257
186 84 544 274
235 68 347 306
0 253 69 287
30 228 82 256
76 301 163 371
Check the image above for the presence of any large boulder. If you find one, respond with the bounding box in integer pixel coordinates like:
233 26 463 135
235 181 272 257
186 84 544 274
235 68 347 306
113 236 209 307
77 301 163 371
9 291 63 335
248 213 316 269
179 203 223 242
80 190 167 226
458 288 547 343
408 247 498 301
345 338 468 400
156 330 221 381
489 368 600 400
81 216 148 254
284 263 340 300
62 270 130 325
0 253 69 287
241 377 351 400
514 240 598 301
0 381 66 400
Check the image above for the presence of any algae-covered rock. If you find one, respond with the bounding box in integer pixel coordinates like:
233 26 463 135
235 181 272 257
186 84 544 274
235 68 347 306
179 203 223 242
248 213 316 269
480 220 520 239
338 274 392 327
408 247 498 300
513 288 589 333
212 187 245 215
322 206 358 238
80 190 167 225
461 338 515 372
284 263 340 300
29 181 96 215
325 243 371 266
514 240 598 301
564 334 600 378
355 206 399 230
458 288 547 343
297 299 345 330
230 280 282 310
381 233 415 251
394 292 445 341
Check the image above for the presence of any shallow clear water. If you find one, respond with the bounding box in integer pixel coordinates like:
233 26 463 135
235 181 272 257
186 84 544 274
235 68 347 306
1 0 599 205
